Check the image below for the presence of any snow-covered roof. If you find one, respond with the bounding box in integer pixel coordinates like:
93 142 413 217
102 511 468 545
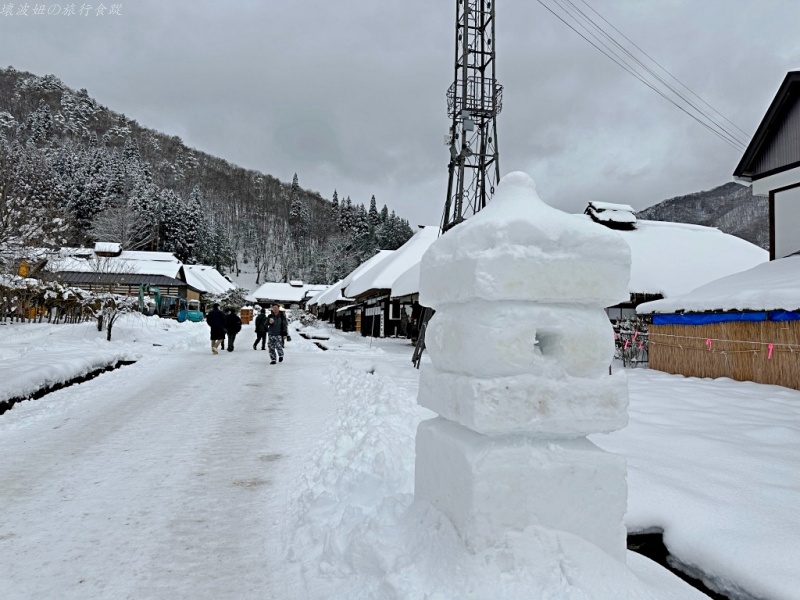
592 218 768 298
345 227 439 298
93 242 121 254
183 264 235 295
638 255 800 313
48 255 183 279
339 250 395 291
391 262 422 299
308 279 349 307
585 202 637 228
249 281 329 303
118 250 180 263
589 201 635 212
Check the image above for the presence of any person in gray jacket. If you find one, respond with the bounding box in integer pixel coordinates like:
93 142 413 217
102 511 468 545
266 303 288 364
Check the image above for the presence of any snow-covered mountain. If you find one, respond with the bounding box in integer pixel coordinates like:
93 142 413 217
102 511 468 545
638 182 768 250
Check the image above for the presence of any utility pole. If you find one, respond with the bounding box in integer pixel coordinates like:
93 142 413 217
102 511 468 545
413 0 503 367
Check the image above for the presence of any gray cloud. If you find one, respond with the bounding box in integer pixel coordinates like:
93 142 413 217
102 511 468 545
2 0 798 225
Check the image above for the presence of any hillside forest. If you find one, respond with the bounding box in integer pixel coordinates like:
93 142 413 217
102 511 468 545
0 67 415 285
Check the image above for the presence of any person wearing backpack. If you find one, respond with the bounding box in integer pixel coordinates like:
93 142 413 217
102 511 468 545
266 303 288 364
224 308 242 352
253 308 268 351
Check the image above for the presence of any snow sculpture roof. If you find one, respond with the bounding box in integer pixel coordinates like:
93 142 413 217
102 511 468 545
419 172 632 308
638 254 800 313
345 227 439 298
183 264 236 295
600 219 768 298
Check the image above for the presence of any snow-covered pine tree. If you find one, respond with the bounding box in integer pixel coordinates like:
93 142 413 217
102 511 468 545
25 99 53 145
368 195 380 234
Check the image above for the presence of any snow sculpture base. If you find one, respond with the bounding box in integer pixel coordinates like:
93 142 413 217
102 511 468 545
418 366 628 436
415 417 628 562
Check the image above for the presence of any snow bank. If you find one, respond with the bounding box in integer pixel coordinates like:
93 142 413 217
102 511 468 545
285 354 705 599
594 368 800 600
0 314 209 405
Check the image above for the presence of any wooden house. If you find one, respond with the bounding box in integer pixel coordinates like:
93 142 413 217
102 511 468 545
345 227 438 338
582 205 767 320
248 280 329 309
734 71 800 260
639 71 800 389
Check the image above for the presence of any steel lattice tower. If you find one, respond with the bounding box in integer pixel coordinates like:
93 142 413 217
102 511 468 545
413 0 502 367
441 0 503 232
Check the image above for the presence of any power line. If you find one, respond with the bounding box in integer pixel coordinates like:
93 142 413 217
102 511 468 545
545 0 746 150
557 0 749 147
534 0 748 152
576 0 751 141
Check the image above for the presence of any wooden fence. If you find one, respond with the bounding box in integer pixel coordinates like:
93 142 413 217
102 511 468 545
650 321 800 390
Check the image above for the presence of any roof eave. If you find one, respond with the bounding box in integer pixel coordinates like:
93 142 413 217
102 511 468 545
733 71 800 179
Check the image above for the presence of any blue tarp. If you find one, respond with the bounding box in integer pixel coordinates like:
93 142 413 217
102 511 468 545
653 312 767 325
653 311 800 325
770 310 800 322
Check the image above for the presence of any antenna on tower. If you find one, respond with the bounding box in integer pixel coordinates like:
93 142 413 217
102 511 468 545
413 0 503 367
442 0 503 232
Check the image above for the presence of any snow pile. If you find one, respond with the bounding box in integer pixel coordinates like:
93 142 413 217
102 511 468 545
595 368 800 600
416 171 632 569
285 349 705 599
638 253 800 313
285 358 429 589
0 314 209 405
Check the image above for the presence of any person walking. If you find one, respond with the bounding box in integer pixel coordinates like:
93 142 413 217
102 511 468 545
253 307 268 350
224 308 242 352
206 303 226 355
266 303 288 364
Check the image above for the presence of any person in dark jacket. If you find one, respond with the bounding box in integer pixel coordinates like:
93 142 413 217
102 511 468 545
206 303 226 354
253 308 268 350
266 303 288 364
224 308 242 352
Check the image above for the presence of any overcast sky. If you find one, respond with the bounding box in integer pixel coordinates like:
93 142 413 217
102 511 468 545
1 0 799 226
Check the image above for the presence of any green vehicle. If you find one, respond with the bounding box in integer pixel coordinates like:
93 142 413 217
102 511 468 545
177 299 204 323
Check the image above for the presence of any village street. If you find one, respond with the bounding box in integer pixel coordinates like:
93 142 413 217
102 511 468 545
1 317 799 599
0 322 340 600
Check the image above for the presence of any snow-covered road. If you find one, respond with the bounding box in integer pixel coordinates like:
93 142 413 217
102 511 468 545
0 331 334 599
3 317 797 599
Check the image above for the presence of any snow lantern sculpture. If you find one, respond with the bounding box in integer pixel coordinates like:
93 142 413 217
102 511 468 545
415 172 631 561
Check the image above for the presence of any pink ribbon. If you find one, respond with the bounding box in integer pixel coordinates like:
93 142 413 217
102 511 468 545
768 343 774 360
638 342 644 350
624 339 630 350
633 331 639 341
705 339 712 351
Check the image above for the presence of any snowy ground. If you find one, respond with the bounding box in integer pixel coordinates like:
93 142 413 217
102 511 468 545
1 318 798 598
